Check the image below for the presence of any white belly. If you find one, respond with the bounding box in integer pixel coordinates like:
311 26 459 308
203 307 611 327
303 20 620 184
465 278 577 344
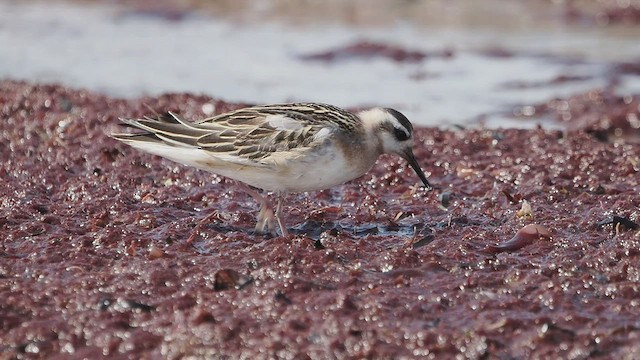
125 136 379 194
210 146 378 193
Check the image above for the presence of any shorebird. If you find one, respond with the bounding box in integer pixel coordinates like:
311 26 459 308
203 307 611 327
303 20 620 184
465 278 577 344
112 103 432 237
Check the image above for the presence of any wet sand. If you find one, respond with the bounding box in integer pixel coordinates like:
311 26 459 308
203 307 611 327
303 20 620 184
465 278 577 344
1 79 639 358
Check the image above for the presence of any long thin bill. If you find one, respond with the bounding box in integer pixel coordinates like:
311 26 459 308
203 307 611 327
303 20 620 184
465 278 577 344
403 149 433 190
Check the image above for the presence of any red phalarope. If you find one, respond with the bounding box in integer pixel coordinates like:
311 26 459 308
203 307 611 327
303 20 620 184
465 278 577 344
112 103 432 237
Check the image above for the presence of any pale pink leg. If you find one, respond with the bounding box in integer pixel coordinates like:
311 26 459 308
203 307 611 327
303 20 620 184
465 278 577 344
255 204 276 235
275 195 289 237
233 183 277 235
234 184 290 237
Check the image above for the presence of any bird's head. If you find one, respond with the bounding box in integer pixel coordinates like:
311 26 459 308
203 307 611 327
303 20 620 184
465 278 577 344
358 107 432 190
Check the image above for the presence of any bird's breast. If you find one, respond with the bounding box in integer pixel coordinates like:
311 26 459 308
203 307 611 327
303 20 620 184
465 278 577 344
202 134 381 194
267 136 380 193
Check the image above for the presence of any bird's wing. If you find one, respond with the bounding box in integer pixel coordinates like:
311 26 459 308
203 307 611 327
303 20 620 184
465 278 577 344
197 106 340 166
114 106 340 168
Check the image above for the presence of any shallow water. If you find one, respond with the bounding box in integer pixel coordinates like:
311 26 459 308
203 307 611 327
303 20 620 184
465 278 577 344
1 1 640 127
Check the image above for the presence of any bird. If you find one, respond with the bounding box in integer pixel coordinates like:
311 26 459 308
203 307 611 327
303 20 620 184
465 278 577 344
112 103 432 237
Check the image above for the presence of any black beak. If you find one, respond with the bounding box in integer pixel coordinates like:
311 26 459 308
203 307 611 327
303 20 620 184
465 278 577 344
402 149 432 190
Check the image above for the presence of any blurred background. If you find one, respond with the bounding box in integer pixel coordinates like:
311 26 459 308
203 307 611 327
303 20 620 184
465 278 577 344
2 0 640 127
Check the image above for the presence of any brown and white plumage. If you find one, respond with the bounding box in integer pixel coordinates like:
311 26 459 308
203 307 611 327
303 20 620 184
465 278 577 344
112 103 432 236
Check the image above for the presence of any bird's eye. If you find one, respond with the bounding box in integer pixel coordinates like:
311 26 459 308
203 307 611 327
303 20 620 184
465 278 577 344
393 127 409 141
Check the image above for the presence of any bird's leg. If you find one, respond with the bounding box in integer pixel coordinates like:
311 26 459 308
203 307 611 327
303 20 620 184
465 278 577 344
233 182 276 235
255 202 276 235
274 193 289 237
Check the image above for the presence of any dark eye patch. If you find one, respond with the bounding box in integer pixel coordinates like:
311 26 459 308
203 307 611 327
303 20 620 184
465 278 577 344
393 127 409 141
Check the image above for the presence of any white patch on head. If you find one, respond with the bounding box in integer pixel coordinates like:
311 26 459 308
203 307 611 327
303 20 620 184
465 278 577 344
357 108 390 131
266 114 303 131
357 107 413 155
312 127 332 142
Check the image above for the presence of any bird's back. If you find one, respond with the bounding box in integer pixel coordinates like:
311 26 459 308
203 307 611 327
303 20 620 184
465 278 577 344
112 103 374 192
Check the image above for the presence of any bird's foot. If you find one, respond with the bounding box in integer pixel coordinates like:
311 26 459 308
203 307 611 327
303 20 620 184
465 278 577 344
255 204 277 236
233 182 289 237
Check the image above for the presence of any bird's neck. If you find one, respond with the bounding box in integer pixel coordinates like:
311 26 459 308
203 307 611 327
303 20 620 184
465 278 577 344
358 110 385 155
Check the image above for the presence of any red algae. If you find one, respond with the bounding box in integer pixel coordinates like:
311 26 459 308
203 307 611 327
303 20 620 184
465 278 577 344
485 224 551 253
518 89 640 143
1 79 640 359
562 0 640 26
298 40 453 64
